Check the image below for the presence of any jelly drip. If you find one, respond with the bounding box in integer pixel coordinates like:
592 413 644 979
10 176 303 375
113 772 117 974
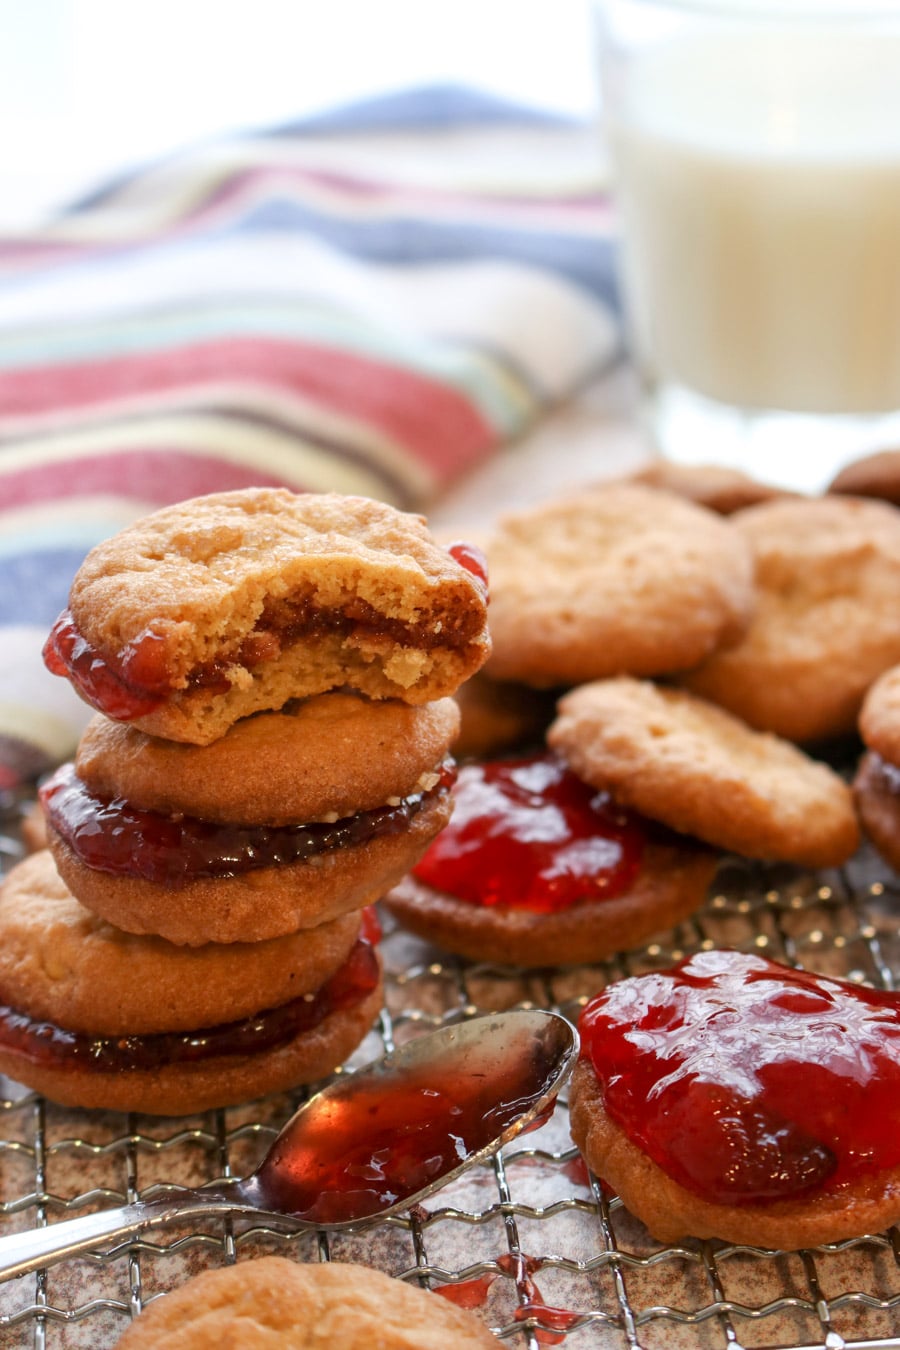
579 949 900 1204
40 761 454 886
0 929 379 1074
413 752 644 913
446 540 490 597
43 610 168 720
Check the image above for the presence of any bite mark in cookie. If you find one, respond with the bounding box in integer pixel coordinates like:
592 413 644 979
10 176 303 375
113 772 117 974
44 489 490 744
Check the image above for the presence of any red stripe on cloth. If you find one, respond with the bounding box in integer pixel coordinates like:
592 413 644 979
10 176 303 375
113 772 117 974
0 338 496 479
0 449 299 511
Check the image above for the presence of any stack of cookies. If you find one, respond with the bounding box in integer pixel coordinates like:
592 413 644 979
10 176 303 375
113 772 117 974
0 488 489 1116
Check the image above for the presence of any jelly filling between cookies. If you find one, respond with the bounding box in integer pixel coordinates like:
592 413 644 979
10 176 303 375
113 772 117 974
412 752 645 913
40 761 456 887
0 919 380 1075
579 949 900 1205
44 584 486 721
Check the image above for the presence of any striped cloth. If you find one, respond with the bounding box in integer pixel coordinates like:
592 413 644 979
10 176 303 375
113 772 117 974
0 86 619 787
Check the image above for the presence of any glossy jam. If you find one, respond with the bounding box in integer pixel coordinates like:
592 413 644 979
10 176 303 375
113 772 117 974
446 540 490 596
0 929 379 1074
43 610 169 720
413 753 644 912
248 1037 560 1224
580 949 900 1204
40 761 454 886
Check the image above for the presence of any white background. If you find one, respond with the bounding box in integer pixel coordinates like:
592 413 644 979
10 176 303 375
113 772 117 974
0 0 596 229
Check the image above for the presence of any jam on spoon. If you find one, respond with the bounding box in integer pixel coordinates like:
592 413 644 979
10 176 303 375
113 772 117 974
579 949 900 1205
0 1009 578 1281
413 752 644 912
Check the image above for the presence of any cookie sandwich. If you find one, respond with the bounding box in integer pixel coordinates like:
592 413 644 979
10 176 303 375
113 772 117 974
0 851 382 1115
43 488 490 745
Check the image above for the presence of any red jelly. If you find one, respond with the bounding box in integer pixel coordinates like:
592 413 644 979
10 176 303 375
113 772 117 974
579 950 900 1205
43 609 170 720
412 753 644 913
0 929 379 1074
40 761 454 887
446 540 490 596
247 1031 560 1224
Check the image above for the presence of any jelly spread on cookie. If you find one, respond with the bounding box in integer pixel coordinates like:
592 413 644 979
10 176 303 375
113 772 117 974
579 949 900 1204
40 761 456 885
413 752 643 912
0 923 380 1074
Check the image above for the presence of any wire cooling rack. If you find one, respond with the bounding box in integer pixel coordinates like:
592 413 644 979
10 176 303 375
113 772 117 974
2 789 900 1350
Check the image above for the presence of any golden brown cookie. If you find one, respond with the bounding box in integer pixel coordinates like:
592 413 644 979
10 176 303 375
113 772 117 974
0 852 382 1115
548 678 858 867
484 484 755 688
45 489 490 744
828 449 900 507
570 950 900 1247
623 459 793 514
383 749 717 966
452 671 555 760
853 665 900 871
681 494 900 742
113 1257 497 1349
42 693 458 945
74 693 460 825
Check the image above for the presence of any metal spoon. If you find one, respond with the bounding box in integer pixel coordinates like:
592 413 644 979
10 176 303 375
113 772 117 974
0 1008 577 1282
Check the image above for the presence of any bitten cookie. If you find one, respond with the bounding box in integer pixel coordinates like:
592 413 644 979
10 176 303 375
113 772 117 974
44 488 490 744
548 678 859 867
484 484 755 688
570 950 900 1247
854 664 900 871
113 1257 498 1349
384 751 717 967
0 851 382 1115
41 693 458 945
681 494 900 742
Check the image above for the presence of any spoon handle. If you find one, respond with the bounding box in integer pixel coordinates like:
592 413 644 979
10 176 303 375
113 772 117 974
0 1189 293 1282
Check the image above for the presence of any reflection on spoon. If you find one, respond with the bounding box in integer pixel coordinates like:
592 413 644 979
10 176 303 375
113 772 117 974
0 1009 577 1282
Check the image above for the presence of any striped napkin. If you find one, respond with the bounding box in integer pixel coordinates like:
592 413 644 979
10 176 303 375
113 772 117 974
0 86 619 787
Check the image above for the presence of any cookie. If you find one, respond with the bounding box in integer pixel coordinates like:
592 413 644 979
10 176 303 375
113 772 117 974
384 751 717 966
570 949 900 1247
44 489 490 744
452 671 555 760
829 449 900 507
548 678 859 867
681 494 900 742
853 665 900 871
623 459 792 514
113 1257 498 1349
0 851 382 1115
41 694 458 945
484 484 755 688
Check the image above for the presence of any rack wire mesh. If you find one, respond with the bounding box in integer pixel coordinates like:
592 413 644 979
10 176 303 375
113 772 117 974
2 787 900 1349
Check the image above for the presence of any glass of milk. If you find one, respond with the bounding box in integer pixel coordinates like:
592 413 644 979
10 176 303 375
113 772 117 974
595 0 900 491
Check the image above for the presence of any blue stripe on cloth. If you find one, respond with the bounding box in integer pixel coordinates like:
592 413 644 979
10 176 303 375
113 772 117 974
0 548 92 625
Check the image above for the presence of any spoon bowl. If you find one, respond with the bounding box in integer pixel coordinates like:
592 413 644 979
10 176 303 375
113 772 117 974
0 1009 577 1282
